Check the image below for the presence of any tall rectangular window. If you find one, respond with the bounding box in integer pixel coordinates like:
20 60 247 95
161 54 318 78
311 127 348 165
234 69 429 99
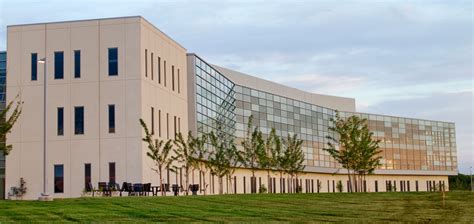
158 110 162 137
84 163 91 189
172 65 175 91
158 57 161 84
178 117 181 133
164 60 167 87
74 106 84 135
145 49 148 77
74 50 81 78
177 69 180 93
166 113 169 139
31 53 38 81
151 52 154 80
54 164 64 193
108 104 115 133
54 51 64 79
108 48 118 76
173 115 177 136
151 107 155 135
109 162 116 184
57 107 64 136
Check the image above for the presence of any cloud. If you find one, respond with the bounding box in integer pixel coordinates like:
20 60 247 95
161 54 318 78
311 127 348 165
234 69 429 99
0 0 471 173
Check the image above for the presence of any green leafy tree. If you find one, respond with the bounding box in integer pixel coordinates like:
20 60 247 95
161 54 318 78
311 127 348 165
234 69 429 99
189 133 209 194
224 143 243 194
173 131 196 195
241 115 265 193
0 95 23 156
140 119 174 196
259 128 281 193
324 112 381 192
283 133 305 193
207 131 231 195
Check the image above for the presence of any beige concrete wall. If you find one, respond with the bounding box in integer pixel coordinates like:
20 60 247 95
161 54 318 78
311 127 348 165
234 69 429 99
6 17 146 199
138 17 188 186
181 168 449 195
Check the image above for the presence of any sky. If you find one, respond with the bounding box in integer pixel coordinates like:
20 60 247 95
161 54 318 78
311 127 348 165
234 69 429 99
0 0 472 174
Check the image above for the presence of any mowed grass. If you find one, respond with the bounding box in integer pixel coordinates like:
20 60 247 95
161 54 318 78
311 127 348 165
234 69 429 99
0 191 472 223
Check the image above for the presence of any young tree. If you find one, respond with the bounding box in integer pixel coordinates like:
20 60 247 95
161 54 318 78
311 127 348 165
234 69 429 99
224 143 243 194
241 115 264 193
207 131 231 195
259 128 281 193
274 135 288 193
324 112 382 192
0 95 23 156
189 133 209 194
173 131 196 195
283 133 305 193
140 119 174 196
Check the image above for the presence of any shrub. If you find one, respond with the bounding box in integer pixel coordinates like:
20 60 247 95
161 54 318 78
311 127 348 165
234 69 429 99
259 184 267 194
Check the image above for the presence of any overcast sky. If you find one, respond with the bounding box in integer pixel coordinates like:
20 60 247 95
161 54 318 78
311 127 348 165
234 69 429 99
1 0 472 174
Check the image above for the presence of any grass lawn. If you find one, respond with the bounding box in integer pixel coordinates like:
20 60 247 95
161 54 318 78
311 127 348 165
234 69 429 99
0 191 472 223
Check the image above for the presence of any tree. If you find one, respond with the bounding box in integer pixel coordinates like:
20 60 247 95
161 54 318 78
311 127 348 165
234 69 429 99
283 133 305 193
0 95 23 156
324 112 381 192
189 133 209 194
207 131 231 195
274 132 288 193
173 131 196 195
140 119 174 196
241 115 264 193
259 128 281 193
224 143 243 194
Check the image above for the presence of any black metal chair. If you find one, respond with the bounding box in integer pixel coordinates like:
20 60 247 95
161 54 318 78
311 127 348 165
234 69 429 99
133 183 143 196
191 184 199 195
119 182 128 197
172 184 179 196
85 182 95 197
98 182 110 197
143 183 152 196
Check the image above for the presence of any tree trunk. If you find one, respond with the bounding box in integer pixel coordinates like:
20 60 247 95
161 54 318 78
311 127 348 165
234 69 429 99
185 167 189 196
287 174 291 193
279 171 283 194
159 166 164 196
267 169 271 194
219 177 223 195
201 170 207 195
347 169 352 193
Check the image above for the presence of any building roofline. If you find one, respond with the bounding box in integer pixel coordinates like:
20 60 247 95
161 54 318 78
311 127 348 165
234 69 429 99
7 15 186 51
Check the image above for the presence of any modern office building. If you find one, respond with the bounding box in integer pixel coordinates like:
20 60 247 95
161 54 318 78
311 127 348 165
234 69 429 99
4 16 457 199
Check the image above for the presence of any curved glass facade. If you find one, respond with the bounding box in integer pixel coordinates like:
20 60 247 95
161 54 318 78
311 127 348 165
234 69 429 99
192 56 236 140
234 85 457 172
190 54 457 174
